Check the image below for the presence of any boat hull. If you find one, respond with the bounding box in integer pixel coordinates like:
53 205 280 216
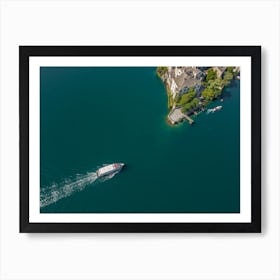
97 163 124 178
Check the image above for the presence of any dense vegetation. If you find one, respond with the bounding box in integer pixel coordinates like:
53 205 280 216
156 67 168 78
174 87 200 114
175 87 196 106
157 66 238 118
202 67 235 101
181 98 199 113
223 67 234 85
175 67 237 114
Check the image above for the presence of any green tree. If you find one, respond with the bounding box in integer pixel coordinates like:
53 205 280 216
156 67 168 78
202 87 215 100
177 87 197 106
209 78 223 97
177 94 190 106
223 71 233 86
226 67 234 74
187 87 196 97
181 102 192 113
191 98 199 108
174 95 181 104
206 69 217 82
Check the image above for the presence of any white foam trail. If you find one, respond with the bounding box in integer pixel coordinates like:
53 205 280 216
40 171 98 208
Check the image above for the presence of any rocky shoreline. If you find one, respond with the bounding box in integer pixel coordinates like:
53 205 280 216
157 66 240 125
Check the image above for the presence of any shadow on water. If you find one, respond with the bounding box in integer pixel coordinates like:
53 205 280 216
221 80 238 99
221 91 232 99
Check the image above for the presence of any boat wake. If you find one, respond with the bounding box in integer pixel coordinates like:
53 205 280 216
40 171 98 208
40 163 124 208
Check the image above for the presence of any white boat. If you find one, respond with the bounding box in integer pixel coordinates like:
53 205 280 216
97 163 125 178
207 105 223 114
212 105 222 112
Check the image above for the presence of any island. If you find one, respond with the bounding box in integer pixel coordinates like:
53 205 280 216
156 66 240 125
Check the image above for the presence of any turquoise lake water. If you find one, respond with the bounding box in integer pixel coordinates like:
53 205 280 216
40 67 240 213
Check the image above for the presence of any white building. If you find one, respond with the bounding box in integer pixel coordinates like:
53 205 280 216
170 79 178 99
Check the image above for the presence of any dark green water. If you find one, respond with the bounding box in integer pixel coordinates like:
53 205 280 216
40 67 240 213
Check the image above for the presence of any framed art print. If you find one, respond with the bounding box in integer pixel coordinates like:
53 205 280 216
20 46 261 233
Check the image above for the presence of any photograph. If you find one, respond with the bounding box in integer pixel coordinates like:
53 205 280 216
40 65 241 214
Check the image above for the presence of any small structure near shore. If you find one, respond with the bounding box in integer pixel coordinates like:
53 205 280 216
168 108 194 125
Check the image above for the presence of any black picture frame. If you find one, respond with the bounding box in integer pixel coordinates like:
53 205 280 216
20 46 261 233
